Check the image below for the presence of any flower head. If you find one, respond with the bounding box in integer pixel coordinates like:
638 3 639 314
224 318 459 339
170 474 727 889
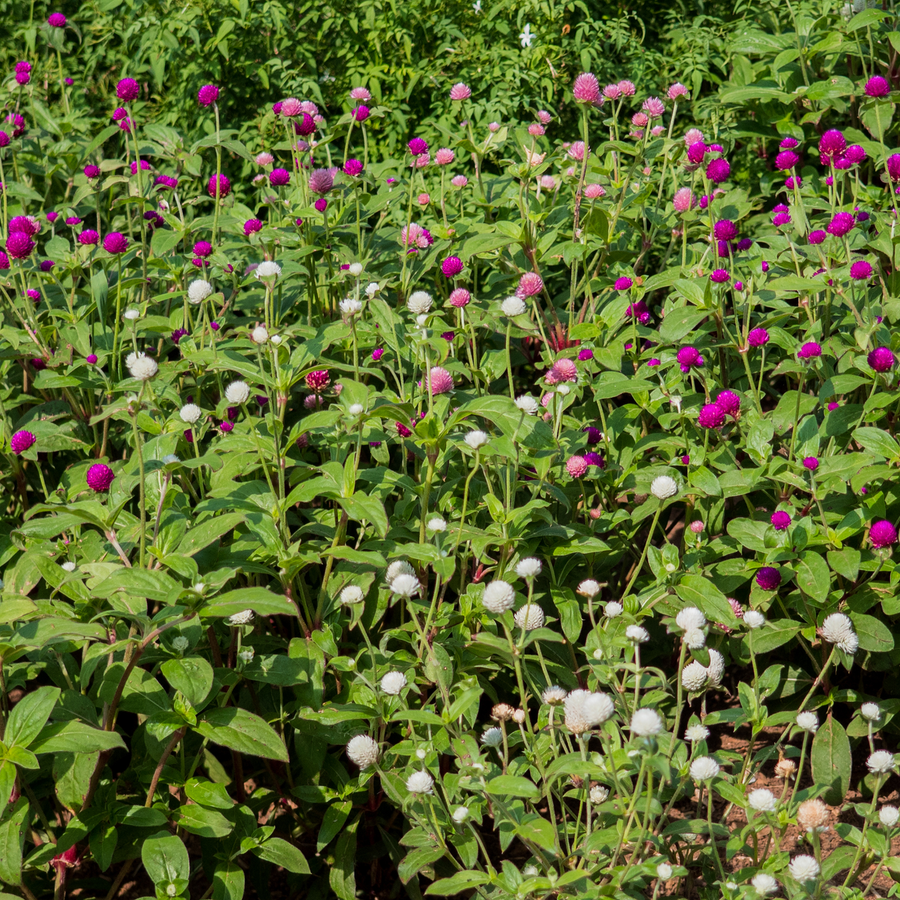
516 272 544 298
698 403 725 429
821 612 858 654
869 347 896 372
428 367 453 395
868 750 896 775
755 567 781 591
651 475 678 499
871 520 898 548
573 72 601 104
198 84 220 107
789 855 820 883
347 735 379 768
10 430 35 455
381 671 407 695
86 463 115 492
482 581 515 614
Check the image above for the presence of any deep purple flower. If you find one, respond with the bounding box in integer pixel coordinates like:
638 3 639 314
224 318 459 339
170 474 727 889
0 252 8 270
40 259 54 272
710 268 729 283
9 215 39 235
776 150 799 170
5 232 34 259
676 346 703 373
86 353 98 364
802 457 819 471
46 211 59 224
344 158 363 176
808 230 826 245
353 105 370 123
10 430 35 455
771 511 791 531
103 232 128 254
819 130 846 164
748 327 770 348
0 132 9 148
850 260 873 280
827 212 855 236
756 567 781 590
408 137 428 156
780 137 799 150
294 113 316 136
716 390 741 416
193 240 212 258
171 328 188 344
78 230 99 246
314 198 328 212
868 347 896 372
441 256 463 278
244 219 263 235
615 276 634 291
371 348 384 362
798 342 822 360
584 426 601 445
86 463 115 492
626 300 650 324
154 175 178 190
706 158 731 183
208 174 230 198
129 159 150 175
584 451 605 468
865 76 890 98
48 12 66 26
578 348 594 361
870 520 898 548
116 78 140 101
773 212 791 227
698 403 725 428
713 220 737 241
846 145 867 165
269 168 290 187
198 84 220 107
736 238 753 251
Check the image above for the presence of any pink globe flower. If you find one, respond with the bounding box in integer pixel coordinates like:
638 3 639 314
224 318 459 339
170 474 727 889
642 97 665 118
748 327 770 347
371 348 384 361
269 168 290 186
429 366 453 395
5 232 34 259
756 567 781 590
10 430 35 454
103 232 128 254
308 168 334 195
352 105 370 122
868 347 896 372
706 158 731 183
819 129 846 164
306 370 330 392
850 260 873 280
578 348 594 361
716 390 741 416
573 72 601 104
773 211 791 227
87 463 115 492
198 84 220 107
667 83 689 100
449 82 471 101
771 511 792 531
449 288 470 308
48 12 66 26
516 272 543 298
687 141 707 164
9 215 40 236
451 175 468 188
280 98 303 117
615 276 634 291
244 219 263 236
116 78 140 101
710 269 729 283
798 342 822 360
585 183 605 199
536 110 552 124
208 174 230 198
435 148 454 165
417 192 430 206
344 158 363 176
602 84 620 100
689 520 704 533
545 358 578 385
626 300 650 324
617 80 636 96
808 230 827 244
870 520 898 548
673 187 695 213
401 223 433 249
442 256 463 278
677 346 703 373
566 455 589 477
776 150 799 170
350 87 371 101
698 403 725 429
846 145 867 164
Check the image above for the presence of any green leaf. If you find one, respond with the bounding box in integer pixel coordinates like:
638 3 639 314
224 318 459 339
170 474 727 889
212 861 245 900
200 587 296 618
795 551 831 603
398 846 444 883
90 824 118 872
195 708 289 761
177 513 245 556
161 658 214 708
747 619 802 655
425 872 492 895
253 836 311 873
329 818 358 899
4 686 60 748
811 716 851 805
141 832 190 885
676 575 737 626
174 805 234 838
337 492 388 538
184 778 234 810
853 427 900 462
31 721 126 754
485 775 540 798
850 613 895 653
828 548 860 582
0 799 29 885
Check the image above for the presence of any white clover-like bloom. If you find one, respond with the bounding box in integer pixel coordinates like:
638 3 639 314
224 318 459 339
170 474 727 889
706 648 724 687
681 661 708 692
542 685 567 705
380 671 407 695
346 734 379 768
514 604 545 631
339 297 362 317
650 475 678 499
452 806 469 823
227 609 254 626
386 560 415 583
748 788 777 812
465 430 489 449
656 862 673 880
789 855 820 883
180 403 202 424
225 380 251 404
407 291 433 314
255 261 282 280
270 334 283 345
564 690 590 733
796 711 818 733
861 702 881 722
683 628 706 650
348 262 363 277
690 756 720 781
685 724 709 742
237 648 254 664
365 282 380 296
251 325 269 344
630 708 663 737
501 296 527 317
406 770 434 794
123 307 141 321
483 580 515 614
426 517 447 533
415 314 428 329
743 610 766 629
751 873 779 896
348 404 364 416
605 601 623 618
128 353 158 380
515 395 540 415
626 625 649 643
583 692 615 725
61 561 76 572
390 573 421 598
188 279 213 304
880 805 900 827
515 558 542 579
171 635 189 653
868 750 896 775
557 384 570 396
339 585 364 605
821 612 858 654
590 785 609 804
577 579 601 598
481 727 503 747
162 454 180 465
676 607 706 631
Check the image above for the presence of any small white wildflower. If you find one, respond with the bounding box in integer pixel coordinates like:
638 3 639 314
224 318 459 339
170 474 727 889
380 671 407 695
861 702 881 721
751 873 779 896
681 661 708 692
706 648 725 687
743 609 766 629
60 561 76 572
650 475 678 499
501 296 527 317
577 579 601 598
583 692 615 725
630 708 663 737
515 557 542 579
238 648 254 664
557 384 570 395
564 690 590 733
796 711 818 733
346 734 379 768
465 430 489 449
188 279 213 304
481 727 503 747
676 607 706 631
685 724 709 742
452 806 469 823
748 788 777 812
348 262 363 277
656 863 673 880
255 260 282 280
339 585 365 605
515 395 540 415
406 771 434 794
542 686 567 705
690 756 720 781
426 517 447 533
123 307 141 321
868 750 896 775
180 403 202 424
789 855 820 883
251 325 269 344
270 334 283 345
482 580 515 614
225 380 251 404
821 612 859 654
227 609 254 626
683 628 706 650
626 624 649 643
171 636 189 653
605 601 623 617
514 604 545 630
166 885 177 897
390 573 421 598
590 785 609 804
407 291 433 314
880 805 900 827
162 454 180 465
340 297 362 317
127 353 158 381
365 281 380 296
386 560 415 583
349 403 364 416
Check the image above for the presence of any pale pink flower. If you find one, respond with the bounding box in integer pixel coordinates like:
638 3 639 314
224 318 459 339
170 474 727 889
301 100 319 116
673 187 695 212
537 110 552 124
281 97 302 117
435 148 455 165
528 123 545 136
524 147 546 167
516 272 543 298
684 128 703 145
617 80 636 96
488 122 501 132
642 97 665 118
417 193 430 206
631 112 649 127
602 84 621 100
573 72 601 104
401 223 433 249
450 82 471 100
429 367 454 395
350 87 371 101
585 183 605 199
566 141 586 161
449 288 471 308
651 126 665 136
414 153 430 168
451 175 468 187
668 83 689 100
255 152 274 166
540 175 556 189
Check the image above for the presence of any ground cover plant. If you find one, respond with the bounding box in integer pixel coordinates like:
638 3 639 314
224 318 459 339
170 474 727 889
5 2 900 899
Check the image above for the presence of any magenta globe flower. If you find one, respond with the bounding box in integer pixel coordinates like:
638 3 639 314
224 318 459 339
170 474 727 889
798 342 822 360
314 198 328 213
10 430 35 455
870 520 898 548
352 105 370 122
408 138 428 156
615 276 634 291
819 129 846 164
756 567 781 590
710 268 729 283
573 72 601 104
86 463 115 492
103 232 128 254
698 403 725 429
827 212 854 236
244 219 263 236
773 212 791 227
865 75 890 98
116 78 140 101
868 347 896 372
344 158 363 176
808 230 826 245
78 229 99 246
677 346 703 373
748 327 770 348
5 232 34 259
198 84 220 107
716 390 741 417
442 256 463 278
771 511 792 531
802 457 819 471
269 168 290 186
626 300 650 324
208 174 230 198
846 145 867 165
48 12 66 26
713 220 737 241
516 272 543 298
706 158 731 183
687 142 707 165
578 348 594 361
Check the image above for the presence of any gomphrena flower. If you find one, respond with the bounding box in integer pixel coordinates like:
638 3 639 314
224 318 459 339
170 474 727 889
48 12 66 26
630 708 663 737
103 232 128 254
676 346 703 373
850 259 873 280
789 855 820 883
673 187 694 212
868 347 896 372
5 232 35 259
771 511 792 531
198 84 220 107
116 77 140 101
449 288 470 308
501 296 527 317
865 75 890 97
755 567 781 590
449 82 471 101
615 276 634 291
710 268 729 283
870 520 898 548
346 735 379 768
408 137 428 156
821 612 858 654
827 211 854 236
482 580 515 614
10 430 36 455
802 456 819 471
819 129 846 164
566 456 588 478
867 750 896 775
573 72 601 104
344 158 363 176
797 799 829 833
705 158 730 183
86 463 115 492
441 256 463 278
776 150 799 170
797 341 822 360
428 367 453 395
514 604 544 630
77 230 99 246
698 403 725 429
269 168 290 186
846 144 867 164
516 272 543 298
208 174 231 198
381 671 407 694
651 475 678 499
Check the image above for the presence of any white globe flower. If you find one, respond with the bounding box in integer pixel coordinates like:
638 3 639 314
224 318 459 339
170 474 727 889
630 708 663 737
481 727 503 747
683 628 706 650
346 734 379 768
789 855 820 883
514 604 544 631
650 475 678 499
583 692 615 726
180 403 202 424
681 661 708 692
557 384 570 396
605 601 623 617
407 291 433 314
821 612 858 654
255 260 282 280
626 625 649 643
426 517 447 533
127 353 158 381
748 788 777 812
690 756 720 781
796 711 818 733
380 671 407 695
365 282 380 296
339 585 365 605
270 334 283 345
390 573 421 598
465 430 489 449
590 785 609 804
482 580 515 614
188 279 213 304
123 307 141 321
386 560 415 584
452 806 469 823
348 262 363 277
515 395 540 415
577 579 601 598
880 805 900 827
868 750 896 775
225 380 251 405
237 648 254 664
676 607 706 631
251 325 269 344
162 454 180 465
501 296 527 317
706 648 725 687
743 610 766 629
751 873 779 896
340 297 362 317
349 404 364 416
861 702 881 722
656 863 673 880
542 686 567 705
685 724 709 742
61 561 76 572
227 609 254 626
564 690 590 734
515 557 542 579
406 770 434 795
